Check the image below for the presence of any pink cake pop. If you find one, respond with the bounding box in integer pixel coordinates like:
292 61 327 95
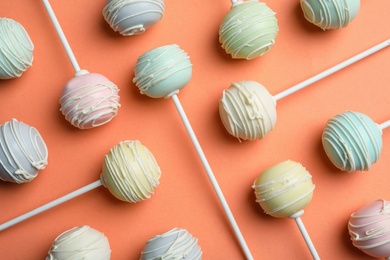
349 199 390 258
42 0 120 129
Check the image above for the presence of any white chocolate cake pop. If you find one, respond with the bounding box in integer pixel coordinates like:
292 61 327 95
300 0 360 30
0 18 34 79
101 140 161 202
219 81 277 141
348 199 390 259
322 111 383 172
46 226 111 260
140 228 202 260
133 44 192 98
103 0 164 36
219 0 279 60
253 160 315 218
0 119 48 184
0 140 161 231
60 70 120 129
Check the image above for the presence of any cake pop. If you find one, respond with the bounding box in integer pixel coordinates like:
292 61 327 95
133 44 253 260
300 0 360 30
46 225 111 260
0 119 48 184
42 0 120 129
219 39 390 141
348 199 390 259
0 140 161 231
140 228 202 260
253 160 319 259
0 18 34 79
103 0 164 36
322 111 389 172
219 0 279 60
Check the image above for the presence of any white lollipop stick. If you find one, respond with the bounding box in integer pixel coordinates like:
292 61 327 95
0 180 102 231
273 39 390 102
171 94 254 260
42 0 81 73
290 210 320 260
379 119 390 130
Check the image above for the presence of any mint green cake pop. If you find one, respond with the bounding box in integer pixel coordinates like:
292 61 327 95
219 0 279 60
322 111 383 172
133 44 192 98
300 0 360 30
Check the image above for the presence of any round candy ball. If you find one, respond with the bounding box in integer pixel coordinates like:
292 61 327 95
103 0 164 36
219 81 277 141
300 0 360 30
253 160 315 218
101 140 161 202
133 44 192 98
348 199 390 258
322 111 382 172
0 18 34 79
0 119 48 184
219 1 279 60
46 226 111 260
140 228 202 260
60 70 121 129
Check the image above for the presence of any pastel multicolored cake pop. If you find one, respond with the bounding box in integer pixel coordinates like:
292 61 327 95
134 44 253 259
0 140 161 230
42 0 120 129
253 160 319 259
103 0 164 36
348 199 390 259
0 18 34 79
0 119 48 184
322 111 385 172
46 226 111 260
219 39 390 141
140 228 202 260
219 0 279 60
300 0 360 30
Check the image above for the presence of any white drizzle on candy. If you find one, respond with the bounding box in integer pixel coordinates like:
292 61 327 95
140 228 202 260
0 18 34 79
103 0 164 36
0 119 48 183
101 140 161 202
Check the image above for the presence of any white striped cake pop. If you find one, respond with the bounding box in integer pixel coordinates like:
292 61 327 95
0 18 34 79
46 226 111 260
0 140 161 231
0 119 48 184
103 0 164 36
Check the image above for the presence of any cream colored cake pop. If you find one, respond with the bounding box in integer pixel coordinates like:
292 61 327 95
103 0 165 36
46 226 111 260
0 140 161 231
253 160 319 259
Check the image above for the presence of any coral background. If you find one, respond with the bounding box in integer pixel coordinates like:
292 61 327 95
1 0 390 259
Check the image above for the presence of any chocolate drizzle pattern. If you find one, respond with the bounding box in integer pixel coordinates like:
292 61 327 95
140 228 202 260
0 18 34 79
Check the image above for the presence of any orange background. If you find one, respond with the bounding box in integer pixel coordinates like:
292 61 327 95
1 0 390 259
